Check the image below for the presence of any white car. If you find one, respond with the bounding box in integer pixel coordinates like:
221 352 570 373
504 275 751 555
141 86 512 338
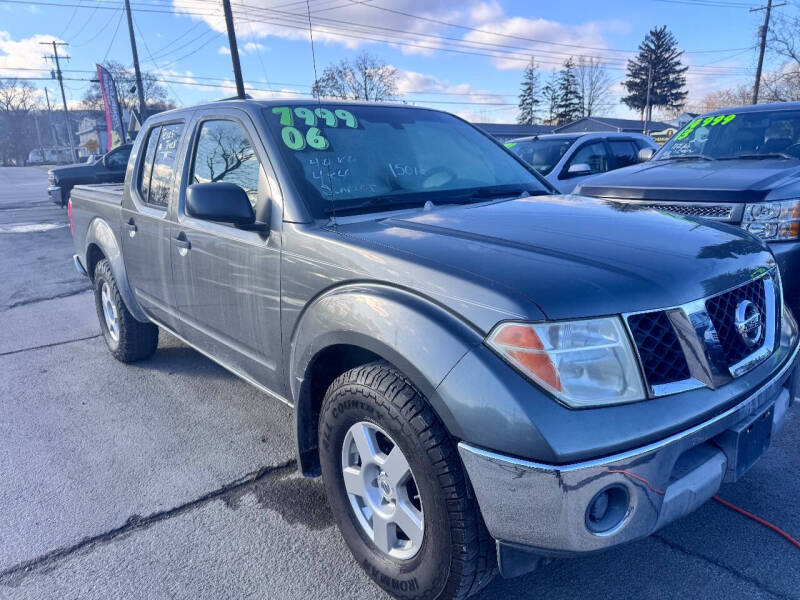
506 132 658 193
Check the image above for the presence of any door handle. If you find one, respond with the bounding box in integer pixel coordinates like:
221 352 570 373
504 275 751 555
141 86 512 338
175 233 191 256
123 219 137 238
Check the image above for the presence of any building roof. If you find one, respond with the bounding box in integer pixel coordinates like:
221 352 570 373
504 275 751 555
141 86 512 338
553 117 672 133
473 123 557 137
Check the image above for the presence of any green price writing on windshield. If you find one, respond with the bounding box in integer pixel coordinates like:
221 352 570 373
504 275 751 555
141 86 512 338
272 106 358 150
675 113 736 140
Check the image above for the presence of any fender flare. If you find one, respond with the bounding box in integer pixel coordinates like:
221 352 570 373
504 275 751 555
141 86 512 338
289 283 484 473
84 217 150 323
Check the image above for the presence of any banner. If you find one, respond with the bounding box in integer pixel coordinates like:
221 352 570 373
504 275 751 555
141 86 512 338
96 64 126 150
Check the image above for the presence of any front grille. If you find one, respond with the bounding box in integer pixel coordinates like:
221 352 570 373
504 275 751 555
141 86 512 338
705 278 767 366
627 311 691 386
638 203 734 220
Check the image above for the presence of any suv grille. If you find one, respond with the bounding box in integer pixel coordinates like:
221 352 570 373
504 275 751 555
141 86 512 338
625 273 777 394
637 203 734 220
705 278 767 366
627 311 691 385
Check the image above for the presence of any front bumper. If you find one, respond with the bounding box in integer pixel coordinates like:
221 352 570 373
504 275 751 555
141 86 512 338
459 339 799 555
48 185 63 205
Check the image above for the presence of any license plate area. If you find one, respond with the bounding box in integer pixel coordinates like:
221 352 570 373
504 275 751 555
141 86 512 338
715 403 774 482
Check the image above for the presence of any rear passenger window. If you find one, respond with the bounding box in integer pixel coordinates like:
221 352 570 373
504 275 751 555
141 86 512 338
148 123 184 208
137 123 184 208
190 120 261 207
609 141 639 168
137 127 160 204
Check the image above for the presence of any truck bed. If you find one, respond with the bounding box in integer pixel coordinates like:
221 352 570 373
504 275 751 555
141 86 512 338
71 183 125 206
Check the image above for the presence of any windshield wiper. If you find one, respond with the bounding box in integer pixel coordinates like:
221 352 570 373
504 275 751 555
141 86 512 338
327 195 429 215
659 154 716 161
438 186 541 203
718 152 798 160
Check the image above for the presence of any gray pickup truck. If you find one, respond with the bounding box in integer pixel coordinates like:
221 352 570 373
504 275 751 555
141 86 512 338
69 99 799 600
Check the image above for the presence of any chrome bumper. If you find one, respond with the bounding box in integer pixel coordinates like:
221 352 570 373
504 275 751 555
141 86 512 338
459 341 799 555
48 185 62 205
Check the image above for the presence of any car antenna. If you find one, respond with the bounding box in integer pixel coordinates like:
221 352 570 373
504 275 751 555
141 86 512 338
305 0 338 228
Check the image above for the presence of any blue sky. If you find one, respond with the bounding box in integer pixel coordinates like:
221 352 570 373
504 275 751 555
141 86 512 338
0 0 795 122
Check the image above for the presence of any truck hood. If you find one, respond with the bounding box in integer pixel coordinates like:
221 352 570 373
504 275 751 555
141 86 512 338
577 158 800 203
336 195 774 322
51 162 95 178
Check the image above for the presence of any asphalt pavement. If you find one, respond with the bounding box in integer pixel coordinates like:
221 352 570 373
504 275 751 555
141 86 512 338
0 166 797 600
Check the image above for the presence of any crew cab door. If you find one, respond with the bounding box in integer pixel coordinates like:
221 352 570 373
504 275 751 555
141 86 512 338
170 110 284 393
121 121 185 327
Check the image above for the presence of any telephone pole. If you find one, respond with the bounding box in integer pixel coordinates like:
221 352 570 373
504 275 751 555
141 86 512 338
751 0 785 104
123 0 148 123
644 64 652 135
42 41 77 161
43 87 57 146
222 0 246 99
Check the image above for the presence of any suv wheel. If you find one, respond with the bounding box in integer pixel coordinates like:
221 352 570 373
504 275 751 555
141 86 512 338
319 361 496 600
93 259 158 362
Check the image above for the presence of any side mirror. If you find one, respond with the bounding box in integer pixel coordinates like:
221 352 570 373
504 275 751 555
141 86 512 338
186 182 255 226
638 147 655 162
567 163 592 176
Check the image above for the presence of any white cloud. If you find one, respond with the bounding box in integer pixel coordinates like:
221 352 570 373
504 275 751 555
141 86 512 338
218 45 231 55
0 31 65 77
243 42 266 52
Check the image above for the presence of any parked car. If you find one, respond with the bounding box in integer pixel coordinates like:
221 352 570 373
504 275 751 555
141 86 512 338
575 102 800 317
69 100 798 600
505 132 658 193
48 143 132 207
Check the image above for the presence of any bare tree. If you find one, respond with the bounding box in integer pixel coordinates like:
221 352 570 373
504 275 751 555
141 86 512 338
575 57 614 117
312 52 398 101
82 61 173 114
0 79 38 165
698 84 753 112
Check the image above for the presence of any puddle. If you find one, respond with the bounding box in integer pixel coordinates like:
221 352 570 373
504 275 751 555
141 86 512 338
0 223 69 233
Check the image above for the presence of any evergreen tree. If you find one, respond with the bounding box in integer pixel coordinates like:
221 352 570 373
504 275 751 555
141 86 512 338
517 57 540 125
555 58 581 125
542 71 560 123
623 25 688 121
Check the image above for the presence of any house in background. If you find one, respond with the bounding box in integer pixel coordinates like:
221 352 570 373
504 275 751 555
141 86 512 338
552 117 672 134
474 122 557 142
76 116 108 158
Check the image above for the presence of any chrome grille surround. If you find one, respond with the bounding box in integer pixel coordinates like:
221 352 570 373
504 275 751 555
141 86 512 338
624 270 780 397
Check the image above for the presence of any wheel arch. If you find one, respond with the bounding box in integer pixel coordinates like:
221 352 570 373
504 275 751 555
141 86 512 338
290 283 483 476
84 217 149 323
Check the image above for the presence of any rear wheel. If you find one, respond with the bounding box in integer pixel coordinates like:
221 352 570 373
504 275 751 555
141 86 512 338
93 259 158 362
319 361 495 600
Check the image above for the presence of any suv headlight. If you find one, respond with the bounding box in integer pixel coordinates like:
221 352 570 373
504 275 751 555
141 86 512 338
743 199 800 241
48 170 56 186
487 317 646 408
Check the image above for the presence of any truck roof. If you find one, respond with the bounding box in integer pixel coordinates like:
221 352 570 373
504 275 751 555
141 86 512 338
702 100 800 116
151 98 448 120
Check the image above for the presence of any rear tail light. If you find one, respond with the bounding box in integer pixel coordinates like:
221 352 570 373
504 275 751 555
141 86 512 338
67 198 74 236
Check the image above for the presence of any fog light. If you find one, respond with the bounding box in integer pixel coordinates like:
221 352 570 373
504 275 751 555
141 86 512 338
585 485 630 534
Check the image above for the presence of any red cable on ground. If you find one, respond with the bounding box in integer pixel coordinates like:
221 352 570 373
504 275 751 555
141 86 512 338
605 468 800 551
713 495 800 550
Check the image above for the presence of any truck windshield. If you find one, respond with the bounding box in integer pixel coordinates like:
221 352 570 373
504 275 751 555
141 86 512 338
261 104 550 216
506 137 577 174
658 109 800 161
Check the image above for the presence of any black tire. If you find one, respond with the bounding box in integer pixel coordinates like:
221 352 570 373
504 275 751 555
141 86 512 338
319 361 496 600
93 259 158 363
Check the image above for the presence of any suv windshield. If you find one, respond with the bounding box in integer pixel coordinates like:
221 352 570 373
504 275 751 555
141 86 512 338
507 137 577 174
262 104 550 216
658 109 800 161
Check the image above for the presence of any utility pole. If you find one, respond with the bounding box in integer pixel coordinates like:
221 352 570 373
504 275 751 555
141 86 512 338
644 64 652 135
123 0 148 124
751 0 785 104
42 41 77 162
43 87 57 146
222 0 246 98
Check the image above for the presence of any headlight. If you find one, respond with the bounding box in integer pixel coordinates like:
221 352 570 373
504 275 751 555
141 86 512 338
487 317 646 408
48 170 56 186
743 199 800 241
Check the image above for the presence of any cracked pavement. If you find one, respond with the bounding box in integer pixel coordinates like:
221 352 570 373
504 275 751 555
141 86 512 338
0 167 797 599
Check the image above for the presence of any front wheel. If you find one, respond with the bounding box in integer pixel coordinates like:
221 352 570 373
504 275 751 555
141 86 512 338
319 362 495 600
93 259 158 362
